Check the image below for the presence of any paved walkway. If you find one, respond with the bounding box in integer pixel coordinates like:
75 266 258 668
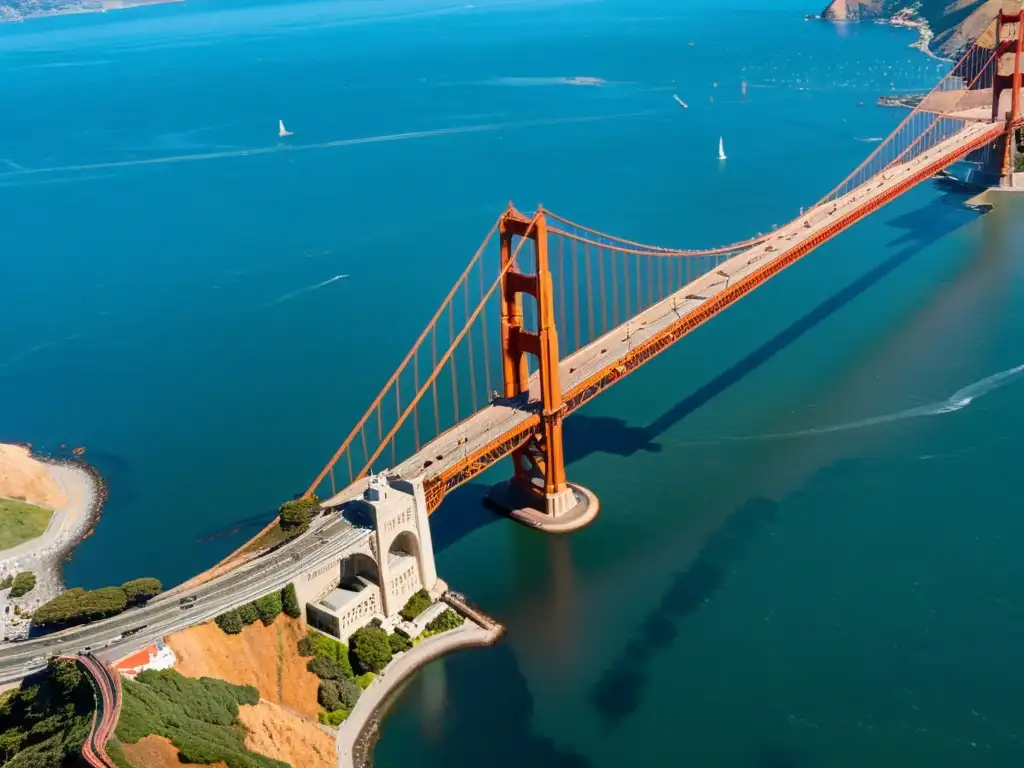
335 621 500 768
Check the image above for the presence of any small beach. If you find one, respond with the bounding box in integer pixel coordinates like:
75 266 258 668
0 443 103 638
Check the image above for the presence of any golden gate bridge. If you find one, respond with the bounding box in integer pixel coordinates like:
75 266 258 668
286 12 1024 533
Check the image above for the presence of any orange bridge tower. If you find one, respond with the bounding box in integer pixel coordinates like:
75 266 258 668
487 205 599 532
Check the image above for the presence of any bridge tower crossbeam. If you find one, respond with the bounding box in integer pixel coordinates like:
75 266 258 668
490 204 598 530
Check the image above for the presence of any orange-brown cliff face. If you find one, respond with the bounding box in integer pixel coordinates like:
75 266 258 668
126 615 337 768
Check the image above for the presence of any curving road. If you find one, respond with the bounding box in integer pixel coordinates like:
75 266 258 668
76 653 121 768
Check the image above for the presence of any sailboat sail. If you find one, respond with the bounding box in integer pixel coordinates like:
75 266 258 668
717 136 726 160
278 120 293 138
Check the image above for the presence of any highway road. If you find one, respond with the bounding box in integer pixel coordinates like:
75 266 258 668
0 512 371 683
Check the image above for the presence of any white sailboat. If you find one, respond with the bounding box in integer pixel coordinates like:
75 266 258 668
717 136 727 160
672 94 688 109
278 119 293 138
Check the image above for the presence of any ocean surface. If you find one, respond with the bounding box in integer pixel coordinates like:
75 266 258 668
2 0 1023 765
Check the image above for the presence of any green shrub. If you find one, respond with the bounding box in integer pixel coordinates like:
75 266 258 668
355 672 375 689
0 574 13 590
425 609 465 634
318 709 349 727
9 572 36 599
121 577 162 603
117 669 285 768
317 680 342 711
302 631 353 679
281 583 301 619
306 656 346 681
349 626 392 674
399 589 431 621
336 677 361 709
318 677 360 711
388 633 410 653
215 609 243 635
32 586 128 628
296 636 314 657
278 496 318 536
238 602 259 626
255 592 283 626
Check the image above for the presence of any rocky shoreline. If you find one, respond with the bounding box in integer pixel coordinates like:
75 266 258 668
0 444 106 638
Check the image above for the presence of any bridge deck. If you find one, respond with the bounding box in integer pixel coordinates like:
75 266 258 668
322 120 1000 510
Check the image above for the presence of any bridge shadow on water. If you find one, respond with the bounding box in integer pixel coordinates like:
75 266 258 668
578 189 980 741
563 189 980 467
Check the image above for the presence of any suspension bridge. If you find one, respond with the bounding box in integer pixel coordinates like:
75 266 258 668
298 12 1024 531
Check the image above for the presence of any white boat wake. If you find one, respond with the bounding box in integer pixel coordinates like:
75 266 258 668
0 112 654 179
668 363 1024 446
264 274 348 307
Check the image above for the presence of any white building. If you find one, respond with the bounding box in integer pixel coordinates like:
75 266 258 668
302 473 438 644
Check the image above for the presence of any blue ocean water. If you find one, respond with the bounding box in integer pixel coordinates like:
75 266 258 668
2 1 1023 765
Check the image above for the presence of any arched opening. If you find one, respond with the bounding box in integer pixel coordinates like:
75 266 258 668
340 552 379 588
389 531 420 559
387 531 423 603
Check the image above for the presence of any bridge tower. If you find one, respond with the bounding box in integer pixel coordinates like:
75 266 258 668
988 9 1024 186
487 205 599 532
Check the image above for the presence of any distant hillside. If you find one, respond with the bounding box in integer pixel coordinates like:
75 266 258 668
819 0 1024 56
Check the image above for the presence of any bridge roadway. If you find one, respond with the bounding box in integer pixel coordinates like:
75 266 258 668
0 120 1002 684
0 513 371 683
328 119 1004 508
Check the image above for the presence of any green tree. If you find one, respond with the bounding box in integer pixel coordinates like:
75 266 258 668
388 633 410 653
214 609 243 635
336 677 361 709
278 496 319 537
425 608 464 633
238 602 259 625
9 572 36 599
349 626 392 674
399 589 431 621
32 586 128 628
255 592 283 626
281 583 301 619
121 577 162 603
306 656 346 681
317 679 342 710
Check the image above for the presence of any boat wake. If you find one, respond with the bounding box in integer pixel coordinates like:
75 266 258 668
855 136 884 143
264 274 348 307
0 112 654 179
668 363 1024 446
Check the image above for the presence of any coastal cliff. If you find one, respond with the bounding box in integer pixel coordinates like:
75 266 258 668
819 0 1024 57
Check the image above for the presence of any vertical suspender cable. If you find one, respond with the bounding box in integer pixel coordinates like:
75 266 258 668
598 246 607 333
449 303 459 423
464 281 477 414
572 238 581 352
478 259 492 404
585 242 595 343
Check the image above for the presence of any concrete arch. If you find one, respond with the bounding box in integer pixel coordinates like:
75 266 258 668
388 530 420 559
341 551 379 586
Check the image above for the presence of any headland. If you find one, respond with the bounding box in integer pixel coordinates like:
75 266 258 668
0 442 104 639
0 0 183 24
